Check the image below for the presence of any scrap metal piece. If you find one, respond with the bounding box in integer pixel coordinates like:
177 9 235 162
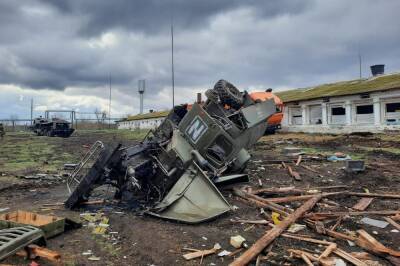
0 226 45 261
213 174 249 186
66 140 105 194
345 160 365 173
148 163 231 223
65 143 122 209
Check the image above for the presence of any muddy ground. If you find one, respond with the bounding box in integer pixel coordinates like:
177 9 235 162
0 130 399 265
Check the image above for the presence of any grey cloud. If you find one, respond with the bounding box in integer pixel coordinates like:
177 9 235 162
40 0 312 36
0 0 400 114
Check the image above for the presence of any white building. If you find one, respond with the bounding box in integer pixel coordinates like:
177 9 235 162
117 110 168 130
277 71 400 134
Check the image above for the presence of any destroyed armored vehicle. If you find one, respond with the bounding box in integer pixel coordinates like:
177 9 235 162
0 123 4 139
30 117 74 137
65 80 279 223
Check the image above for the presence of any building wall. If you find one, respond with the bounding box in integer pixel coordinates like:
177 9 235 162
281 89 400 133
117 117 165 130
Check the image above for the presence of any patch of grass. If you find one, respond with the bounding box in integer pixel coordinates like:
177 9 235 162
0 132 75 173
77 129 150 141
356 145 400 155
116 129 150 140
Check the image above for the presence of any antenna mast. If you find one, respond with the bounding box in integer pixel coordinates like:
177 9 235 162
109 74 112 128
171 9 175 107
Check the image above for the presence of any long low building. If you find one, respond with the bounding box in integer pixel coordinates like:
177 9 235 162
277 70 400 133
117 110 169 130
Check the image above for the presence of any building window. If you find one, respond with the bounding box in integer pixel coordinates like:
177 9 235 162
356 105 373 114
309 105 322 125
386 102 400 113
384 101 400 125
355 104 374 124
290 107 302 125
332 107 345 115
330 105 346 124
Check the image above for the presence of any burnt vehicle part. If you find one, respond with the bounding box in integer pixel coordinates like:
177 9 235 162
30 117 74 137
65 80 277 223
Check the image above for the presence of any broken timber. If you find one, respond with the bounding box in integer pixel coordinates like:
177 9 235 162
229 195 322 266
305 210 400 219
262 191 344 204
352 197 374 211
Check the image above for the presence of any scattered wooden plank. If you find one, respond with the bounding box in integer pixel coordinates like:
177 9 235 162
183 244 220 260
281 234 333 245
296 155 302 166
231 219 270 225
251 186 303 195
384 217 400 231
330 216 343 231
16 245 61 262
288 249 319 262
252 185 347 195
319 243 337 259
301 252 314 266
300 164 320 174
287 165 302 181
233 189 293 216
390 213 400 221
27 245 61 262
333 248 368 266
352 198 374 211
305 210 400 219
325 229 356 242
356 229 400 257
263 191 344 204
350 252 373 260
347 192 400 199
229 195 322 266
227 248 244 258
322 198 341 207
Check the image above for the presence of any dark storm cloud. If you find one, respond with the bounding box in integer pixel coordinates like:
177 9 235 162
0 0 400 111
40 0 311 36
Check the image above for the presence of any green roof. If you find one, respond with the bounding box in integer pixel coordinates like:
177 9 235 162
276 73 400 103
125 110 169 121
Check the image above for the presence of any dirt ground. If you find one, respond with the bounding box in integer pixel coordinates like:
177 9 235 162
0 130 399 265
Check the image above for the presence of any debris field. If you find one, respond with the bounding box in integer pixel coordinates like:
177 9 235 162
0 131 400 265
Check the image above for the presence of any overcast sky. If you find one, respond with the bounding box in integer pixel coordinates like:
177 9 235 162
1 0 400 119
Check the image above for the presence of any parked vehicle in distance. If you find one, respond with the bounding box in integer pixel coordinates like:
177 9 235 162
30 117 74 137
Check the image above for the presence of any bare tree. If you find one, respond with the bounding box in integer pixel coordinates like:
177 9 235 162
94 108 102 124
10 114 18 131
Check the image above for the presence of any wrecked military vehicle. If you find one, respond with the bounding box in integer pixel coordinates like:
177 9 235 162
0 123 4 139
30 117 74 137
65 80 278 223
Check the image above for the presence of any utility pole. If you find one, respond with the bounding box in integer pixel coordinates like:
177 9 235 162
359 53 362 79
109 74 112 129
30 98 33 125
171 16 175 108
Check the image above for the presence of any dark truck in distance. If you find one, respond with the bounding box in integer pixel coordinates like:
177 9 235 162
65 80 279 223
30 117 74 137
